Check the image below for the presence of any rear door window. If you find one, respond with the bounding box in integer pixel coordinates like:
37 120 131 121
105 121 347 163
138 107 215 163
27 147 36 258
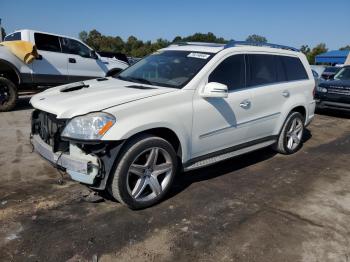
4 32 21 41
34 33 61 52
247 54 283 86
282 56 308 81
209 54 246 91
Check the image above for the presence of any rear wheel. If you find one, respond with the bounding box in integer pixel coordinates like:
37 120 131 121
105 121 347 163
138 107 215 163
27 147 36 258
274 112 305 154
109 135 178 209
0 77 17 112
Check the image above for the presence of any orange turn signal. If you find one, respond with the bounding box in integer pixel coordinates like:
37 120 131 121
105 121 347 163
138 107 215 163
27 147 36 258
98 121 114 135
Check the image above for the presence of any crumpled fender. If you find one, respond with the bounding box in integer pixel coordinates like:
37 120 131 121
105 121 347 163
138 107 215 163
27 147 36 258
0 41 39 64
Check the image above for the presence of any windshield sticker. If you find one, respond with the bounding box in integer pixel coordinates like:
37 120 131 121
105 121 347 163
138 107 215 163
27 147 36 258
187 53 210 59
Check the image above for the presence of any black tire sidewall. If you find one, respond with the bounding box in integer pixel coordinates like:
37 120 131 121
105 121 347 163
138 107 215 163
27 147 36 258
111 135 178 209
282 112 304 154
0 77 17 112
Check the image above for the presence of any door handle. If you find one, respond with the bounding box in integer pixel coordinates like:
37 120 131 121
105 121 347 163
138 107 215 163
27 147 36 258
69 58 76 63
282 90 290 97
240 100 251 109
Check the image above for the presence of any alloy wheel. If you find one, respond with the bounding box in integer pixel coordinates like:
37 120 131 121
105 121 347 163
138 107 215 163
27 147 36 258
286 117 303 150
126 147 173 202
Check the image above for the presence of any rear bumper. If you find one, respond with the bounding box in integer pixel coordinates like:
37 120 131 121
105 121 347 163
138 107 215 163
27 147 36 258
31 134 98 185
305 100 316 127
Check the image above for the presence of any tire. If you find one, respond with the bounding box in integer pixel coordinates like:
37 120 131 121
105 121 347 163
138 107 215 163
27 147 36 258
0 77 18 112
273 111 305 154
109 134 178 209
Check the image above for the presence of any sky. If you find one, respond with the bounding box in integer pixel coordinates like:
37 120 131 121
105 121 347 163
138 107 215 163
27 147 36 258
1 0 349 50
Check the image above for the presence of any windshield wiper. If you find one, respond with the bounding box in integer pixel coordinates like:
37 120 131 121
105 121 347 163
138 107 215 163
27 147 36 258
117 75 179 89
117 75 153 85
128 77 153 85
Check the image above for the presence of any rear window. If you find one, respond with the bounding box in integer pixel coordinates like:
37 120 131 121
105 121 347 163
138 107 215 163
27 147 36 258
34 33 61 52
4 32 21 41
281 56 308 81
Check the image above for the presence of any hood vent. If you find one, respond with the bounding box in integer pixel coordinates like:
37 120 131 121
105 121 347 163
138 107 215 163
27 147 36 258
126 85 157 90
60 82 90 92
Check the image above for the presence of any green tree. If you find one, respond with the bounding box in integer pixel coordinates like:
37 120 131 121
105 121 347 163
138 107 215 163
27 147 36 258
246 34 267 43
307 43 328 64
179 32 228 44
78 30 229 57
339 45 350 51
79 31 88 43
300 45 311 56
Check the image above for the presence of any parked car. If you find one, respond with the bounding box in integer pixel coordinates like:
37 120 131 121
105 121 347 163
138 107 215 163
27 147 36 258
321 66 342 80
30 41 316 209
315 65 350 112
0 29 129 111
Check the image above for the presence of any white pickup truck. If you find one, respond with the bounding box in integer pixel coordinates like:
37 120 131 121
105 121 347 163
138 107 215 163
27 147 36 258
0 29 129 111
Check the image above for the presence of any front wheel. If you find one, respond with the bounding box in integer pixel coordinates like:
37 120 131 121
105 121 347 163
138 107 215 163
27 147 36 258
274 112 305 154
109 135 178 209
0 77 18 112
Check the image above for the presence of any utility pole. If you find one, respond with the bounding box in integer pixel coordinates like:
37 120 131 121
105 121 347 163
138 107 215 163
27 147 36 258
0 18 2 42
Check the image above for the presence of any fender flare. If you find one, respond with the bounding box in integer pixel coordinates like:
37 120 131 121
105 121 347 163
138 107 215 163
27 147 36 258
0 59 21 85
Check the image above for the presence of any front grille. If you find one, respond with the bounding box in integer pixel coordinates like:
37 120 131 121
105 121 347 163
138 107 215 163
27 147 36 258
31 110 69 152
328 87 350 96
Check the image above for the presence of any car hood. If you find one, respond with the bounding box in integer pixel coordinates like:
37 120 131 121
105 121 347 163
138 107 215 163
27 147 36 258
30 78 177 119
319 79 350 88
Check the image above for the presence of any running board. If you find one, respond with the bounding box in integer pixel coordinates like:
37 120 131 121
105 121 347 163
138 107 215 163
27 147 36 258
184 140 276 171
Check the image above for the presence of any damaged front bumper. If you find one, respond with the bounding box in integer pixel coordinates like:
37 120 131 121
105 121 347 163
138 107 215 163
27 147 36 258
31 134 99 185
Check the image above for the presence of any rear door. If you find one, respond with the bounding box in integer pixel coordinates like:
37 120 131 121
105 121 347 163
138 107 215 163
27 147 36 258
243 54 287 140
31 33 68 85
60 37 107 81
245 54 309 141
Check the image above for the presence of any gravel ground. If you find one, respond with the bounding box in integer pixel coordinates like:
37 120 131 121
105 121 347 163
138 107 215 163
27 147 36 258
0 99 349 262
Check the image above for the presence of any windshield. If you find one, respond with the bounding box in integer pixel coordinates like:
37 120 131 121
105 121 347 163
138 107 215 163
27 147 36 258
324 67 341 73
334 67 350 80
117 50 213 88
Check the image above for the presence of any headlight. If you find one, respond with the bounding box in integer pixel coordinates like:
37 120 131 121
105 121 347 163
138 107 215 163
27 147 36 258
316 86 327 93
61 112 116 140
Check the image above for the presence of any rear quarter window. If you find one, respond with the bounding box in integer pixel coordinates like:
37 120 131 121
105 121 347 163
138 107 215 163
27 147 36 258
282 56 308 81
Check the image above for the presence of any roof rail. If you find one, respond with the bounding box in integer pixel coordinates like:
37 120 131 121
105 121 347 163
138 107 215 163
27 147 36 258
171 42 226 48
225 41 299 52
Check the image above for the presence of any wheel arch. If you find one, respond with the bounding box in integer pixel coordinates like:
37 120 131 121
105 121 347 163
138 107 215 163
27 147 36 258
121 127 183 161
276 104 308 135
0 59 21 85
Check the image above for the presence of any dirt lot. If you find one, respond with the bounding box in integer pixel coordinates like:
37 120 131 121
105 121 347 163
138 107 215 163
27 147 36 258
0 99 349 262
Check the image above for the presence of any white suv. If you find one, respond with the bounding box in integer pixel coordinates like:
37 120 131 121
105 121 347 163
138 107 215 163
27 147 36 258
30 41 316 209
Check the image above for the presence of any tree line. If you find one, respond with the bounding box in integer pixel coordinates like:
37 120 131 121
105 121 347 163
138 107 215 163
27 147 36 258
1 27 349 64
79 30 349 64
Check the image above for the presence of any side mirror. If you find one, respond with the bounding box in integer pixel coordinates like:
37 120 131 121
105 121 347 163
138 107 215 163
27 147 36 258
201 82 228 98
90 50 98 59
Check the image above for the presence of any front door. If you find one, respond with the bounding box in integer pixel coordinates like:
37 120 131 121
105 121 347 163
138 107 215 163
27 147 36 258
191 54 255 158
32 33 68 85
60 37 107 82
